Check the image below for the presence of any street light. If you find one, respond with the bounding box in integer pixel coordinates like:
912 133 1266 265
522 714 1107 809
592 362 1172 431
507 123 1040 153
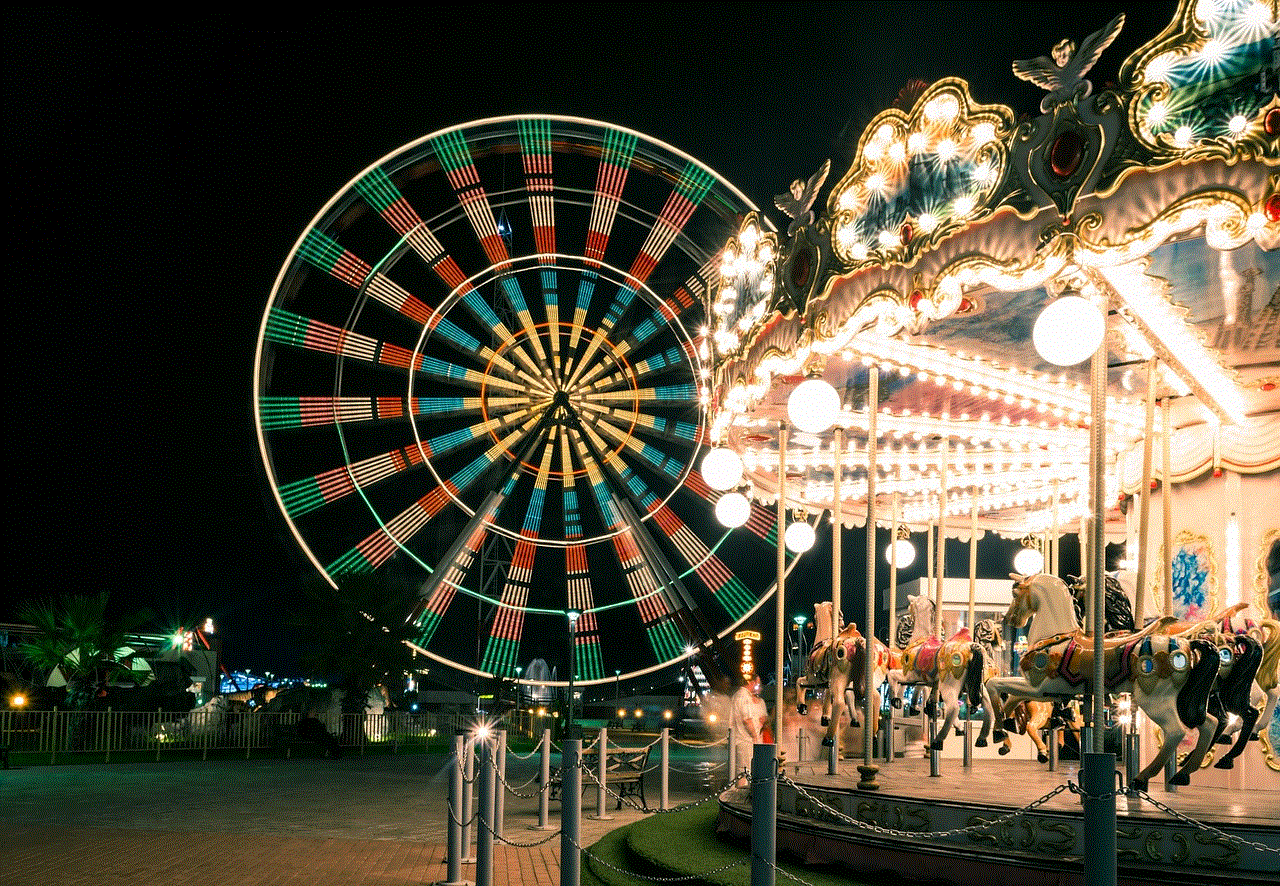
566 610 581 734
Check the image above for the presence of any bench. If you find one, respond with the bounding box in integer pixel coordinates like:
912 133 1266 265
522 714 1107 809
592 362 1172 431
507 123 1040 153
548 745 649 810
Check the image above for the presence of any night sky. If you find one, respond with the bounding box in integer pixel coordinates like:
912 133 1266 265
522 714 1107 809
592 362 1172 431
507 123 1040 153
5 3 1175 679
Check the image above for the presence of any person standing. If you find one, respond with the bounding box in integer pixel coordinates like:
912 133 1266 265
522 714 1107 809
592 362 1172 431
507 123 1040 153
731 674 768 786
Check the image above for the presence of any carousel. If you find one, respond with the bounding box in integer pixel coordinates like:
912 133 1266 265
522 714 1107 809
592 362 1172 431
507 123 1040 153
708 1 1279 883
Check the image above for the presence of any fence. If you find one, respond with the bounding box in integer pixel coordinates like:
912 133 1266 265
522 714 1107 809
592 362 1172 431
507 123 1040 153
0 707 470 763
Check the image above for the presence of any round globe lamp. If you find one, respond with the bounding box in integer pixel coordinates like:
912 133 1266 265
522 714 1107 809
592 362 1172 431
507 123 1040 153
715 491 751 528
787 378 841 434
1013 546 1045 575
885 538 916 568
784 520 816 553
701 447 744 491
1032 295 1105 367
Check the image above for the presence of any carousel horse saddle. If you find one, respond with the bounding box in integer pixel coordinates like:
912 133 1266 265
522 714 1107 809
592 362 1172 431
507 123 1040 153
1021 622 1185 690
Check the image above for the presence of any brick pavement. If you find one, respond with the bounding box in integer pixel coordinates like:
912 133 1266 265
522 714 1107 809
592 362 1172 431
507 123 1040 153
0 747 724 886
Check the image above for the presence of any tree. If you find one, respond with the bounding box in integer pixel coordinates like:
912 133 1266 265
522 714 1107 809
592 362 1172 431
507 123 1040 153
17 592 153 710
289 572 419 718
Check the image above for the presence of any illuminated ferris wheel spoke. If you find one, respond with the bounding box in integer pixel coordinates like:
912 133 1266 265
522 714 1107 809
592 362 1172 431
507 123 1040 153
478 437 556 675
276 444 427 519
325 413 542 576
410 489 509 647
564 161 717 391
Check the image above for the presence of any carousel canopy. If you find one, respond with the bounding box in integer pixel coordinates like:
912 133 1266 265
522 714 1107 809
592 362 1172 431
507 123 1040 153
706 0 1278 543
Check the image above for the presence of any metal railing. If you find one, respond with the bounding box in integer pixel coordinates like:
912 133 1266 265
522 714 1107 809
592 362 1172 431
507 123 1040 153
0 707 469 763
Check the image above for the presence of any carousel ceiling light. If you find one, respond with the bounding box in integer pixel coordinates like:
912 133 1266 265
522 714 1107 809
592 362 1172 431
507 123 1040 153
788 378 841 434
1032 294 1106 366
1227 114 1247 136
1174 125 1194 147
701 448 744 491
715 491 751 528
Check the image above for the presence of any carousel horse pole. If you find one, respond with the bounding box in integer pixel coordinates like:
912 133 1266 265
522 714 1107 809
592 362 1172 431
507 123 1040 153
985 573 1220 791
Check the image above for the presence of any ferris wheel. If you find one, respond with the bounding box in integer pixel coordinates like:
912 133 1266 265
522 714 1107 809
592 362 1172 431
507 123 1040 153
255 116 792 684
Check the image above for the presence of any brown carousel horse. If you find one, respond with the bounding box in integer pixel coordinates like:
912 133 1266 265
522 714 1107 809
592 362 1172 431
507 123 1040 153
985 573 1220 791
796 602 894 748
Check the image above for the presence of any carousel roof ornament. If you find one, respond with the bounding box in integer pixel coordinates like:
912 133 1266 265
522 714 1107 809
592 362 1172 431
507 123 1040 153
1012 13 1126 112
774 158 831 236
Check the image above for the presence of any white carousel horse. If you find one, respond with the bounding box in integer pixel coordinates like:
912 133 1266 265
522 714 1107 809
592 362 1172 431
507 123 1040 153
885 593 995 751
796 601 893 748
985 573 1220 791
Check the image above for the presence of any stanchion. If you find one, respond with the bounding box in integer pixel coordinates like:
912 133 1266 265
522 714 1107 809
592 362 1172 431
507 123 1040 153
928 715 940 777
440 732 469 886
883 713 894 762
727 722 737 787
1165 753 1177 793
1082 752 1118 886
828 726 838 776
963 718 972 768
476 736 494 886
461 732 476 863
1048 727 1059 771
495 729 506 840
750 743 776 886
590 726 613 820
1125 731 1140 795
796 728 806 763
560 735 582 886
660 727 670 811
533 728 552 830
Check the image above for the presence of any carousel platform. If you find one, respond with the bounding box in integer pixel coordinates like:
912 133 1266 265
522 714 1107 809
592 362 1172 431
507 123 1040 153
716 754 1279 886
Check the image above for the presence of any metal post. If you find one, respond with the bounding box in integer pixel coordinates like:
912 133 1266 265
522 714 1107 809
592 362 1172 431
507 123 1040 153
1125 730 1140 794
728 720 738 787
476 735 495 886
859 369 880 790
461 733 475 863
559 736 582 886
1165 753 1178 792
660 727 670 810
533 728 553 830
929 715 940 777
495 729 506 840
1082 752 1118 886
591 726 612 820
832 423 844 779
964 491 977 770
1161 397 1173 617
443 733 468 886
1134 359 1156 625
1048 726 1059 771
775 423 788 752
750 743 776 886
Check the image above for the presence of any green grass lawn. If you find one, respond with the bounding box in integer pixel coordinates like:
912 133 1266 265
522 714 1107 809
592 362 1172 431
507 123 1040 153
584 800 908 886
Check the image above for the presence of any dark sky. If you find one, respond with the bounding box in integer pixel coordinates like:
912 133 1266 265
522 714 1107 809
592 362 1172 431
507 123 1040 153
5 3 1176 677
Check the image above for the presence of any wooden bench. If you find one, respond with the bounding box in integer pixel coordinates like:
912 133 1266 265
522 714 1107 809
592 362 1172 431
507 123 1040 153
548 745 650 810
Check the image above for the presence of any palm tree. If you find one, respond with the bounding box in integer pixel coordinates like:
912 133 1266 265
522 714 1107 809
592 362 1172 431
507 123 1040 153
17 592 153 710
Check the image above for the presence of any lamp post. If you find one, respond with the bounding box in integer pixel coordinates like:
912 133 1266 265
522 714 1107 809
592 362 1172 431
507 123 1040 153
566 610 581 735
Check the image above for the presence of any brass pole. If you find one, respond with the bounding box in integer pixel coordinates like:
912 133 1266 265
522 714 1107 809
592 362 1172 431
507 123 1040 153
1134 358 1156 625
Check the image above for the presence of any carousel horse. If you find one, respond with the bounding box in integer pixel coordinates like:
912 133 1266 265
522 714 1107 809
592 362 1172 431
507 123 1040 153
1216 602 1280 748
1157 602 1271 769
985 573 1220 791
972 615 1056 761
1067 572 1136 634
796 602 892 747
885 593 995 751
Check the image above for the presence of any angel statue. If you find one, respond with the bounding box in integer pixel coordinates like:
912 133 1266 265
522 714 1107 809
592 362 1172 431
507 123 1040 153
774 158 830 236
1012 13 1124 113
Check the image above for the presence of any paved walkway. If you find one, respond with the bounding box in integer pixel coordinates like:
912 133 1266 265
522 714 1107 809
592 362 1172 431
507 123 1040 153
0 746 727 886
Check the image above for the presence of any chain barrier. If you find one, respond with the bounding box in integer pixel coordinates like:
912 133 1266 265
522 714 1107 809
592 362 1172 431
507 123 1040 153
496 765 544 795
1124 786 1280 856
563 830 746 883
576 760 739 815
446 800 480 829
669 735 727 749
473 807 562 848
779 773 1073 839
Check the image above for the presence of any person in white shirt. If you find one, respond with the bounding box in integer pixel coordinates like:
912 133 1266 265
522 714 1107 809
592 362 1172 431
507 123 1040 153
731 674 768 786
